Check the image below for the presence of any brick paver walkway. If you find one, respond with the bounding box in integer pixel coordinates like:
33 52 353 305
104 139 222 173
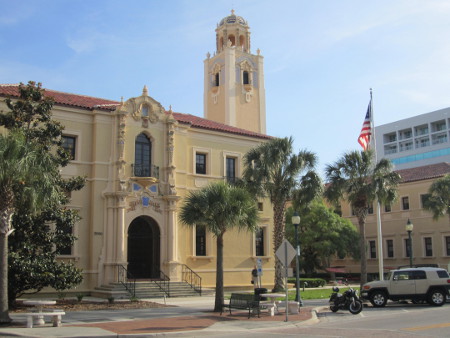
72 308 313 335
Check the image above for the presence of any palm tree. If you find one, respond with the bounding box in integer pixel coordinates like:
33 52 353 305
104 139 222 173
0 131 60 324
324 150 400 286
242 137 319 291
423 174 450 224
179 181 259 312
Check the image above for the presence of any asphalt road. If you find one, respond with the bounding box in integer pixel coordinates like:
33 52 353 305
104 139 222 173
199 299 450 337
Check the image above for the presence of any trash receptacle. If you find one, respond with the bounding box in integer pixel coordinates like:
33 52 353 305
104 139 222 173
254 287 268 301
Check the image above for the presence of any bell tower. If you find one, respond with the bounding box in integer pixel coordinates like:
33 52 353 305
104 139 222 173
203 10 266 134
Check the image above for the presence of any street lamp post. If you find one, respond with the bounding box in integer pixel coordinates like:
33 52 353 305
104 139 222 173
406 219 414 268
292 211 303 306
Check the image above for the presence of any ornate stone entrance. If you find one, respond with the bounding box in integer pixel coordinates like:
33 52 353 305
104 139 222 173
127 216 160 279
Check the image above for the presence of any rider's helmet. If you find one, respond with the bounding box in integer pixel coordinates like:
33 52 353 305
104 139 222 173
332 286 339 292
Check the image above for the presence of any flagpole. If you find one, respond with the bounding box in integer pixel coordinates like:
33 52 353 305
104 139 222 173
370 89 385 281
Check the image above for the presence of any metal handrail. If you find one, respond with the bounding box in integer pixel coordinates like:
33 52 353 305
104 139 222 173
154 270 170 297
117 265 136 298
131 164 159 179
182 264 202 296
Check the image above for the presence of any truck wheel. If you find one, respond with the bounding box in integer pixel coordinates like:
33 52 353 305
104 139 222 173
427 289 445 306
370 291 387 307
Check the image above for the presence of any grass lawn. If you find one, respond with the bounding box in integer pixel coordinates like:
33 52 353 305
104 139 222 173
287 287 361 300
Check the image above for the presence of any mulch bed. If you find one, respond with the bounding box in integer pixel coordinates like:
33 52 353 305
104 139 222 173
11 299 171 313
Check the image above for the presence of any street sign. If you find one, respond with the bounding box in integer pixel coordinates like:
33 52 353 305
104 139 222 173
256 257 263 276
275 239 296 268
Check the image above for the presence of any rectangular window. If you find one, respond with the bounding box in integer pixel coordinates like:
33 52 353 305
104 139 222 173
255 227 265 256
226 157 236 183
420 194 431 208
446 236 450 256
394 271 410 280
424 237 433 257
402 196 410 210
57 225 73 256
257 202 263 212
196 153 207 174
411 270 426 279
367 204 374 215
195 226 206 256
405 238 412 258
384 204 391 212
386 239 394 258
369 240 376 259
62 135 76 160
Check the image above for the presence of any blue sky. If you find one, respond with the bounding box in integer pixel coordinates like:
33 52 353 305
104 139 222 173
1 0 450 175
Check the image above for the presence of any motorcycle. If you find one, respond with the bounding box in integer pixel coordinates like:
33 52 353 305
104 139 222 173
329 286 363 315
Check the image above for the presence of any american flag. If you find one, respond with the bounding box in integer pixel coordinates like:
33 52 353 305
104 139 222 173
358 100 372 151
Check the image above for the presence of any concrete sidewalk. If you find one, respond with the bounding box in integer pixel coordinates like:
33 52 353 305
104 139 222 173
0 295 321 337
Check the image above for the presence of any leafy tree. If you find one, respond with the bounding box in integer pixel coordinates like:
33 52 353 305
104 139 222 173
324 150 400 286
0 82 85 317
285 203 360 277
0 131 60 323
423 174 450 224
179 181 259 312
242 137 319 291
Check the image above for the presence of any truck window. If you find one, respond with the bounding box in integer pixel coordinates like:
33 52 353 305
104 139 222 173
411 270 426 279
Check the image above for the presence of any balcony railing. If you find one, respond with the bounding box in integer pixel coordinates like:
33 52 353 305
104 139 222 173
131 164 159 179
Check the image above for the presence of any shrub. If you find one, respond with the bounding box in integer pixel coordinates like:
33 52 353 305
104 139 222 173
288 278 326 288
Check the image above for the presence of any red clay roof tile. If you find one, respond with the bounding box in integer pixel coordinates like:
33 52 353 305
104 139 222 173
0 84 271 140
396 162 450 183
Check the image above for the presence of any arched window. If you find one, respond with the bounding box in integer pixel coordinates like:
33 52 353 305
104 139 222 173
215 72 220 86
141 104 149 117
228 34 236 46
134 133 151 177
239 35 245 48
243 71 250 85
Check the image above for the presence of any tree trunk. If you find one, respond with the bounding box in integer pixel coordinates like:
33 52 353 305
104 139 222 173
214 233 224 312
358 217 367 288
272 202 286 291
0 202 12 324
0 231 12 324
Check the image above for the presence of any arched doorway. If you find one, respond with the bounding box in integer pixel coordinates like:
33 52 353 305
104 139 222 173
127 216 160 279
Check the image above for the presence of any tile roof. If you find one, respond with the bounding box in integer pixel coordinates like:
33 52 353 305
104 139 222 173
0 84 271 140
172 112 271 140
0 84 119 111
396 162 450 183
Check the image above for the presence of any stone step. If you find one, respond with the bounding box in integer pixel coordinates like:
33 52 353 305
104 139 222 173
92 281 207 299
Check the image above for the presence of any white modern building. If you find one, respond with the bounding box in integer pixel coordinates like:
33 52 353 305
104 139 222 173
375 108 450 170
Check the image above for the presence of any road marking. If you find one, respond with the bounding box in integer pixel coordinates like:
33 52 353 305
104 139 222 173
404 322 450 331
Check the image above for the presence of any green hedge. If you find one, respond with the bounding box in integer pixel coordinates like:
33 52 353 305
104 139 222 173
287 278 326 288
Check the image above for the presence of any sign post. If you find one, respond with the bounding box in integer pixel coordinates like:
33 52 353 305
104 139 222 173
256 257 263 286
275 239 296 322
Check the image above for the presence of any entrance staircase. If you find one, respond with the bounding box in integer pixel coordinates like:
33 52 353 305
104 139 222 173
91 264 212 300
92 281 212 300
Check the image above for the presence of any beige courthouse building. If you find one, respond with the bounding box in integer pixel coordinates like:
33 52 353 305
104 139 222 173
0 11 276 295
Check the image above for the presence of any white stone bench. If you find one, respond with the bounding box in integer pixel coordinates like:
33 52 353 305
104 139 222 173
275 300 300 314
23 311 65 328
259 301 277 315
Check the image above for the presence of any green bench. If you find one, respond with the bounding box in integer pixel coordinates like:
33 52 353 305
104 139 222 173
221 293 260 318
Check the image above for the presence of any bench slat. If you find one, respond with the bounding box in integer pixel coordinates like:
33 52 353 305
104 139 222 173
221 293 260 318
